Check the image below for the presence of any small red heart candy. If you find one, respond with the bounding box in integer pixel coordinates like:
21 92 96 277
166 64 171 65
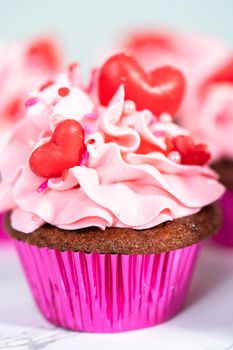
171 135 211 165
29 119 85 178
98 53 185 115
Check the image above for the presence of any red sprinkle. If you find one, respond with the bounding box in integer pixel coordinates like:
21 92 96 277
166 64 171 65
84 113 98 120
61 168 68 181
39 80 54 91
58 87 70 97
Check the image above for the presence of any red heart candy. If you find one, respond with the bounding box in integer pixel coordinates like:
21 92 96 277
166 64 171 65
98 53 185 115
29 119 85 178
170 135 211 166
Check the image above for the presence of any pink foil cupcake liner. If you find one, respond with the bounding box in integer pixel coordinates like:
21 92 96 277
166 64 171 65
214 189 233 247
14 240 200 333
0 214 9 241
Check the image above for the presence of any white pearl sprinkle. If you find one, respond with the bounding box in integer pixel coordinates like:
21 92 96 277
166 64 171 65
28 91 37 97
168 151 182 164
123 100 136 115
53 114 64 126
159 113 172 123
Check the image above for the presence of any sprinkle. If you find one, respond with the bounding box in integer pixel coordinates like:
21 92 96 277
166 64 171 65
123 100 136 116
154 130 167 137
159 113 172 123
80 150 89 166
84 124 96 134
25 97 39 107
28 91 37 97
61 168 68 181
58 87 70 97
168 151 181 164
73 184 81 189
52 114 64 127
39 80 54 91
84 113 99 120
37 179 48 193
151 114 158 122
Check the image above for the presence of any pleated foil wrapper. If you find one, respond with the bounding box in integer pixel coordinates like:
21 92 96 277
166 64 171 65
214 189 233 247
14 240 200 333
0 214 8 241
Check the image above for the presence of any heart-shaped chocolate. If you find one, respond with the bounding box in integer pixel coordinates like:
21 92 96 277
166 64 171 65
29 119 85 178
98 53 185 115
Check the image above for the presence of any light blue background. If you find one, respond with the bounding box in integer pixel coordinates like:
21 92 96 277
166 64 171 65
1 0 233 70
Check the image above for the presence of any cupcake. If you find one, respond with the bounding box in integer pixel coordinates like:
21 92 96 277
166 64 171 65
121 29 233 247
0 54 224 332
0 36 62 240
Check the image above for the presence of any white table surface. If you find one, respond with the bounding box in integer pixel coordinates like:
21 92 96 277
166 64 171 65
0 241 232 350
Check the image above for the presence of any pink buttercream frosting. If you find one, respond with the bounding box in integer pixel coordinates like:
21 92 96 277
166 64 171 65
0 66 224 233
121 28 233 162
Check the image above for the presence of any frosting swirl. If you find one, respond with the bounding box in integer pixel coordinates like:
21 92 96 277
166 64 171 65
0 65 224 233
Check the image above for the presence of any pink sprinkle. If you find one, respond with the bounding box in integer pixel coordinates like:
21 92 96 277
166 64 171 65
84 124 96 134
80 150 89 166
25 97 39 107
37 180 48 193
84 113 99 120
151 114 158 122
154 130 166 137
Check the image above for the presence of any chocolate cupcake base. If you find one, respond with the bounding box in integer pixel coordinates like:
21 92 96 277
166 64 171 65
212 158 233 189
7 204 220 254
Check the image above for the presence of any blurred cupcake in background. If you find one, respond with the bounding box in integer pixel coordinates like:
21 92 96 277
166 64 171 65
0 53 224 332
0 35 63 241
120 28 233 247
